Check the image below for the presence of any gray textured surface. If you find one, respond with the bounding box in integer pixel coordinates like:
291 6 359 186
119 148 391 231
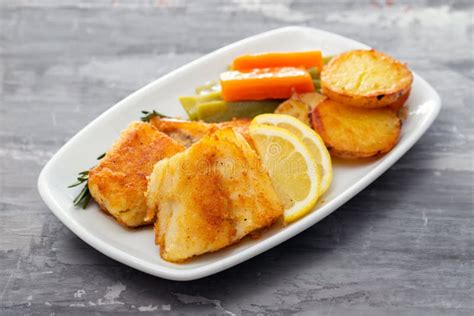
1 0 473 315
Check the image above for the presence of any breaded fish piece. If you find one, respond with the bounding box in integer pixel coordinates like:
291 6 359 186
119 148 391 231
149 117 251 148
88 122 184 228
216 119 252 144
149 117 213 148
146 128 283 262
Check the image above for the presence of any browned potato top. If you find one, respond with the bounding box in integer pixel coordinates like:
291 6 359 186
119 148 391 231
321 49 413 108
311 99 401 159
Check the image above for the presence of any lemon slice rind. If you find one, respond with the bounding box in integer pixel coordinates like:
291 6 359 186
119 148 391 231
252 113 332 196
249 124 320 223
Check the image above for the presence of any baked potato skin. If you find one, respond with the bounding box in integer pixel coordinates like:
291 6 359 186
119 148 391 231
388 88 410 112
274 92 328 125
310 99 401 159
321 50 413 108
275 98 311 125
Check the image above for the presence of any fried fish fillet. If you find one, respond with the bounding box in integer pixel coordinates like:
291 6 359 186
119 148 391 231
149 117 251 148
149 117 213 148
146 128 283 262
88 122 184 228
217 119 252 143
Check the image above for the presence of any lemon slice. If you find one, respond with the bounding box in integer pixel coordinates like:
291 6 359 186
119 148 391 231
252 113 332 196
249 124 320 223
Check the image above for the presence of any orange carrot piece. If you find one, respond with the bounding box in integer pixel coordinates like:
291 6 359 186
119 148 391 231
220 67 314 102
232 51 323 71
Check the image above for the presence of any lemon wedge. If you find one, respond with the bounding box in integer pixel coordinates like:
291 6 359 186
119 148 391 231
249 124 320 223
252 113 332 196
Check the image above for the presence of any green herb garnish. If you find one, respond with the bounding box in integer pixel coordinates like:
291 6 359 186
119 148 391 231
140 110 169 122
69 153 105 209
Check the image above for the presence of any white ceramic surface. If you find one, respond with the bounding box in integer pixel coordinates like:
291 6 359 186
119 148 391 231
37 26 441 281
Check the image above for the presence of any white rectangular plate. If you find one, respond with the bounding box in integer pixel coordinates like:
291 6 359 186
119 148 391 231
38 27 441 281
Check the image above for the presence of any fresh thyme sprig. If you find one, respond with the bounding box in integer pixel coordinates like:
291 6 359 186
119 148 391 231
140 110 170 122
69 153 105 209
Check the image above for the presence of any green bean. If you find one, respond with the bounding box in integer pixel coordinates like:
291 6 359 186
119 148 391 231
196 100 281 122
194 81 220 95
308 67 320 80
312 79 321 91
323 55 334 65
179 91 222 120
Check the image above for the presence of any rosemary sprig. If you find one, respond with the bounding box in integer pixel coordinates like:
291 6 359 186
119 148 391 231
69 170 91 209
68 170 89 188
69 153 105 209
140 110 170 122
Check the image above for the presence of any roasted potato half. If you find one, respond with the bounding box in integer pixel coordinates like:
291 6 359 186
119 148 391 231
275 92 327 125
311 99 401 159
321 50 413 108
388 88 410 112
295 92 327 109
275 98 311 125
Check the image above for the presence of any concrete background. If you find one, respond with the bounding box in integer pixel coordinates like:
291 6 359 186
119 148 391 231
1 0 473 314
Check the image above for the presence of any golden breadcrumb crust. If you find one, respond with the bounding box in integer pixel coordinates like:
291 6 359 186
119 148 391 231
149 117 251 147
311 99 401 159
146 128 283 262
321 49 413 108
88 122 184 228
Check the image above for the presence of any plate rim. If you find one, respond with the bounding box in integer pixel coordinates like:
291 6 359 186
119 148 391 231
37 26 441 281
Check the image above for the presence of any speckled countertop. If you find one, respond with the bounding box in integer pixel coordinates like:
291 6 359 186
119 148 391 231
1 0 473 314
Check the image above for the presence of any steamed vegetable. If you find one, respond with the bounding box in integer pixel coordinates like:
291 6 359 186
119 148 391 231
323 55 333 65
179 51 334 122
232 51 323 71
308 67 320 79
220 67 314 102
196 100 280 122
179 91 221 120
179 91 280 122
195 81 220 95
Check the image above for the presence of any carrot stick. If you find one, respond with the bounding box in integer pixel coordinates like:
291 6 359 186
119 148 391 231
232 51 323 71
220 67 314 102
